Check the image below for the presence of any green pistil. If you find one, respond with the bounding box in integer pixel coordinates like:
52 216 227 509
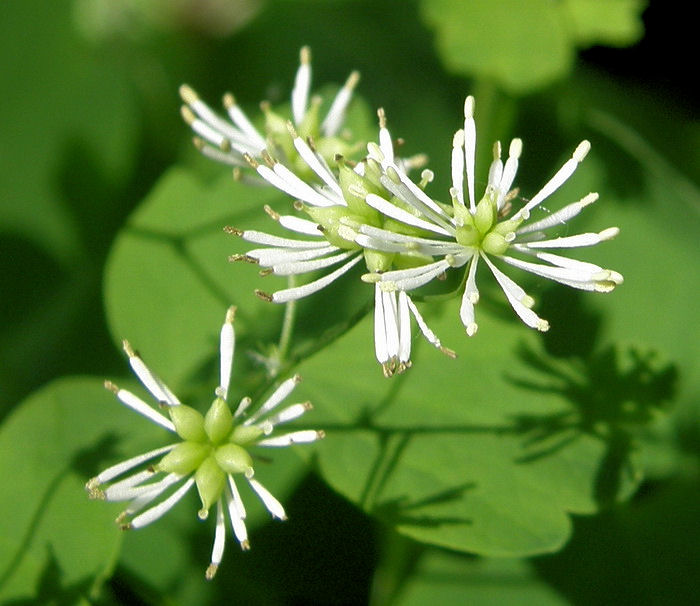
455 192 522 255
157 397 262 518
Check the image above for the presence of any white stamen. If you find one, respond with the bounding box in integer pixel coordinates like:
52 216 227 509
248 478 287 520
376 259 453 291
247 244 338 266
206 500 226 579
245 375 301 425
227 476 247 519
464 96 477 212
292 136 344 197
92 444 176 485
240 230 330 249
374 284 389 364
278 215 323 235
497 138 522 209
257 430 324 447
256 164 338 208
322 70 360 136
120 473 184 517
451 130 465 205
365 194 451 236
516 193 598 234
383 290 400 361
482 254 549 331
129 477 195 529
269 254 363 302
123 342 181 406
223 94 267 149
398 291 412 364
292 47 311 125
103 469 160 501
114 388 176 432
219 307 235 400
460 255 479 336
225 480 249 547
521 231 610 249
271 250 356 276
514 140 591 219
263 402 312 427
405 295 446 352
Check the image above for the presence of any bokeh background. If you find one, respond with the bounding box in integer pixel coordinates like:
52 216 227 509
1 1 697 604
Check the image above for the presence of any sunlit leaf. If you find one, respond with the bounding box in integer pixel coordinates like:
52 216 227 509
420 0 646 93
0 379 126 603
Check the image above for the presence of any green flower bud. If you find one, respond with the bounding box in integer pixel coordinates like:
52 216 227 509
451 199 474 228
231 424 264 445
215 443 254 476
157 441 209 475
204 398 233 445
493 218 522 237
305 205 363 249
169 404 206 442
338 163 381 220
474 195 497 234
364 248 394 273
455 223 480 247
195 456 226 517
482 231 509 255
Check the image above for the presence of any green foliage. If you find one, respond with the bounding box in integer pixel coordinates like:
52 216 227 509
420 0 646 92
0 379 125 603
1 0 697 603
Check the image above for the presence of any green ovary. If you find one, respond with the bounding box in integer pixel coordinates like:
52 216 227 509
158 397 259 516
454 194 520 256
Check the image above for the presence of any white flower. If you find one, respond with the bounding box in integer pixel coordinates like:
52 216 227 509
179 46 360 173
358 96 623 335
226 118 453 376
86 307 323 580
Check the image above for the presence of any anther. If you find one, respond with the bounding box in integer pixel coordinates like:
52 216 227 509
264 205 280 221
180 106 196 125
255 290 273 302
179 84 199 105
222 92 235 109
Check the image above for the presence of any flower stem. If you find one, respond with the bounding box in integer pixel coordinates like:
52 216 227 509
277 275 297 365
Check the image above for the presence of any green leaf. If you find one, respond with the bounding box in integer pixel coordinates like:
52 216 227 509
0 378 129 603
104 168 281 390
419 0 646 93
0 0 136 265
396 549 568 606
564 0 646 47
103 106 692 560
296 309 644 557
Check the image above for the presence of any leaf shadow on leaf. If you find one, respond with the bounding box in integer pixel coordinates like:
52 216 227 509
0 432 125 595
127 224 234 310
506 289 678 506
372 479 477 529
2 544 92 606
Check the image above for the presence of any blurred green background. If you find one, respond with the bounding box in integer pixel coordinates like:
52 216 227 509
1 0 697 604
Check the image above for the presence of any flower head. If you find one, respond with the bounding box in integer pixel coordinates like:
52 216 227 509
227 114 453 376
180 46 362 180
86 307 323 580
358 96 623 335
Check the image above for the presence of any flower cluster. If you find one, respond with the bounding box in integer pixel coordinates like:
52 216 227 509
226 109 454 377
86 307 323 579
180 46 362 180
355 96 623 335
89 50 624 581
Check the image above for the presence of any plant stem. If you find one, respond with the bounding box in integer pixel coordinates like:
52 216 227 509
276 275 297 365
